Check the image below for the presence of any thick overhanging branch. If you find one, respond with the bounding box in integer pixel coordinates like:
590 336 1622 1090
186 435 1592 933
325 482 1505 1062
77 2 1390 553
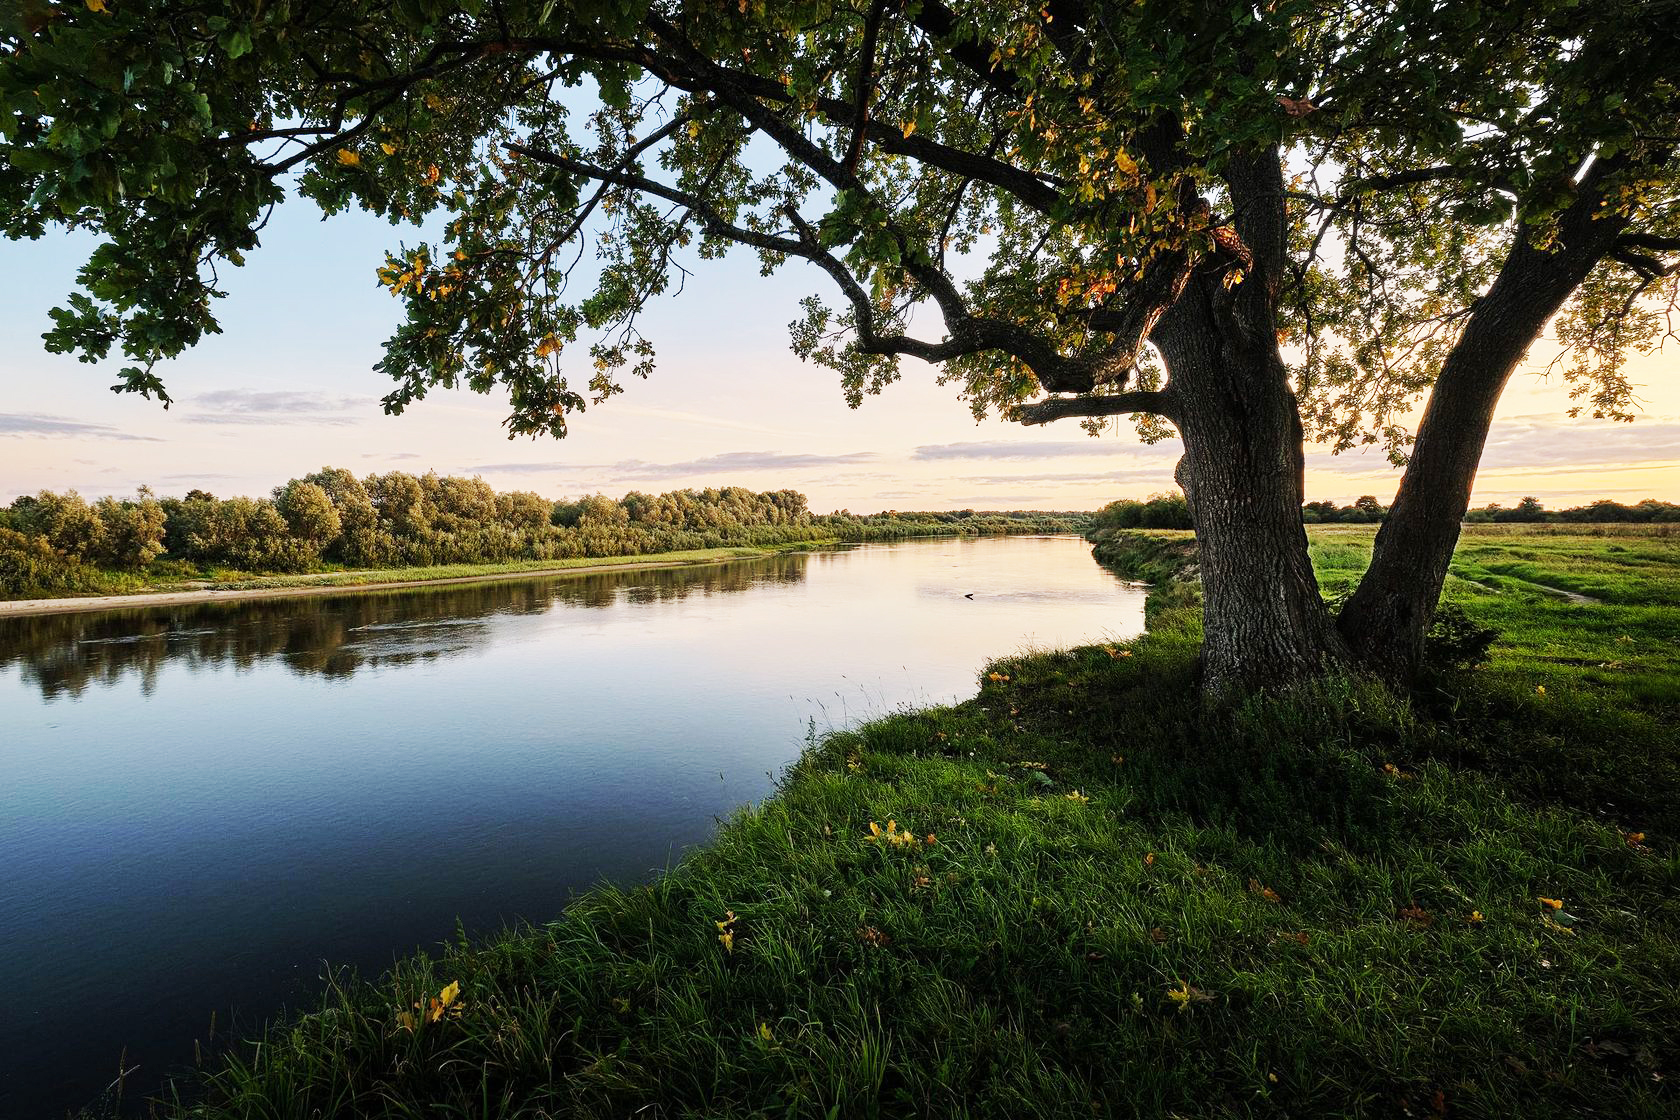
1012 390 1178 425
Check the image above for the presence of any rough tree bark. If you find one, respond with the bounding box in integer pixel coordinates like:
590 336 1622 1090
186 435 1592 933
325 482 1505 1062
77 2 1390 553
1339 160 1636 679
1156 292 1353 695
1149 147 1353 695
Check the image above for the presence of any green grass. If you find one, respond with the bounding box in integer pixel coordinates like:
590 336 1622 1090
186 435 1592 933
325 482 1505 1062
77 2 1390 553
9 545 827 602
188 546 819 592
128 526 1680 1119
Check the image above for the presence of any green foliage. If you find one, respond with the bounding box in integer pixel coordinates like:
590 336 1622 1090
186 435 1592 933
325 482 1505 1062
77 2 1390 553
3 1 1672 444
87 492 167 570
0 526 102 597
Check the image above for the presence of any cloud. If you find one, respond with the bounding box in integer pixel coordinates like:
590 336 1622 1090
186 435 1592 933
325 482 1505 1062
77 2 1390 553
0 412 163 441
912 438 1176 461
954 469 1172 485
363 452 423 460
943 494 1051 505
187 389 369 426
1477 415 1680 471
469 450 880 477
160 472 240 481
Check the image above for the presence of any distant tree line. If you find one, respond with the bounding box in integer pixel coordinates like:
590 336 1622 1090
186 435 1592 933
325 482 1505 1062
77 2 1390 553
1092 492 1680 534
0 470 1090 597
1463 497 1680 524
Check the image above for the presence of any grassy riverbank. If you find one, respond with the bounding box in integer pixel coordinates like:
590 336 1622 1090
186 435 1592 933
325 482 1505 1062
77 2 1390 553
130 527 1678 1118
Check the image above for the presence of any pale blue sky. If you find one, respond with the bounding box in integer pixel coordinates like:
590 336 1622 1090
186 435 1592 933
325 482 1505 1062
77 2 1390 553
2 195 1676 510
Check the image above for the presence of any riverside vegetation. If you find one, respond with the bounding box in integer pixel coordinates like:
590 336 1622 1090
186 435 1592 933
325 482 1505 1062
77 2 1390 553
98 521 1678 1119
0 473 1087 601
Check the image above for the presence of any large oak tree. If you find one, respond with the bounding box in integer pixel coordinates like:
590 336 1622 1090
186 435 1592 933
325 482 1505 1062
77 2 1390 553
3 0 1677 693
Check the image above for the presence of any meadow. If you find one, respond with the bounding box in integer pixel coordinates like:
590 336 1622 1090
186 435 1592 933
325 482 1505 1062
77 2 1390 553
114 525 1678 1119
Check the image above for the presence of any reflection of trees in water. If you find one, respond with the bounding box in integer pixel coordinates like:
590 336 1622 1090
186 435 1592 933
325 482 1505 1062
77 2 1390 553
1 554 809 700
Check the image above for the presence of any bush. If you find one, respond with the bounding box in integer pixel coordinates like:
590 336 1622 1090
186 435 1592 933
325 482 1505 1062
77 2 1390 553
1423 601 1500 671
0 527 100 596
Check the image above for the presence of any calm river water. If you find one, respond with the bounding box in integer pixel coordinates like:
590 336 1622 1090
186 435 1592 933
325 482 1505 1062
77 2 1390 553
1 535 1143 1116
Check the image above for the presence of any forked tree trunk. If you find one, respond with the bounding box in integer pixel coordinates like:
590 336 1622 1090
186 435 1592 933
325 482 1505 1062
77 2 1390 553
1155 292 1352 696
1340 165 1632 679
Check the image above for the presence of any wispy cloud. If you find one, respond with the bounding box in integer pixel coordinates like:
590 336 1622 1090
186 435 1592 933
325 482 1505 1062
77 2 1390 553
0 413 163 441
469 450 880 477
912 439 1174 461
1478 415 1680 471
954 469 1170 485
186 389 369 426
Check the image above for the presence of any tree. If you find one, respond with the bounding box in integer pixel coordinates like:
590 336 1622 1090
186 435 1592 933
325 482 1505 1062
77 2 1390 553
89 491 168 570
3 2 1676 693
274 479 345 558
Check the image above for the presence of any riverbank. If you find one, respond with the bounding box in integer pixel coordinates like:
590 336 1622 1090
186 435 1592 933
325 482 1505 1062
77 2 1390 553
121 527 1679 1118
0 545 826 618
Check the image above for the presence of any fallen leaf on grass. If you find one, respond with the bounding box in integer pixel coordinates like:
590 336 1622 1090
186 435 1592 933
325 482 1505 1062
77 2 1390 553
1398 904 1434 929
1165 980 1213 1013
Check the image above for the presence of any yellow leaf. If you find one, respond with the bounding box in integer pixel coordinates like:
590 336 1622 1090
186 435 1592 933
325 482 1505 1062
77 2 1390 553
757 1021 773 1041
85 0 109 10
1538 897 1563 910
336 149 360 167
395 1010 418 1032
426 997 444 1023
718 929 734 952
380 142 397 155
1469 911 1485 924
439 981 461 1008
687 121 702 140
1114 149 1138 177
1166 981 1209 1013
901 119 916 139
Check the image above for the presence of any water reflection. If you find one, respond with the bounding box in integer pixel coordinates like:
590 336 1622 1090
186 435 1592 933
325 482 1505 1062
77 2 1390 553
0 553 810 700
2 537 1141 1118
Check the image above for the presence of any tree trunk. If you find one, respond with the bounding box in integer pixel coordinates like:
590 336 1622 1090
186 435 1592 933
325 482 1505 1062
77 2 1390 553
1339 165 1632 679
1155 288 1352 696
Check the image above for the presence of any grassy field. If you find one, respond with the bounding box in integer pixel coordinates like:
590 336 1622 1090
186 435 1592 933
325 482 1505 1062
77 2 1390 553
125 526 1678 1119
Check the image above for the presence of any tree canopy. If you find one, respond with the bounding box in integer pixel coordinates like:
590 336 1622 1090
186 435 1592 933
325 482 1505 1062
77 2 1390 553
3 0 1677 689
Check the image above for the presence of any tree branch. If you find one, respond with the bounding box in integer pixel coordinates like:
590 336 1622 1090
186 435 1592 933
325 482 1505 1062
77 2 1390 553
1012 391 1178 425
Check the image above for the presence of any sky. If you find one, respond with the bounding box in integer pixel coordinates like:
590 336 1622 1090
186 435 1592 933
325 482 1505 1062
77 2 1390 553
1 197 1676 513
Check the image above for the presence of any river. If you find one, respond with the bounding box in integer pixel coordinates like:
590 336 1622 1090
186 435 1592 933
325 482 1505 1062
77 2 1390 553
0 535 1143 1116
